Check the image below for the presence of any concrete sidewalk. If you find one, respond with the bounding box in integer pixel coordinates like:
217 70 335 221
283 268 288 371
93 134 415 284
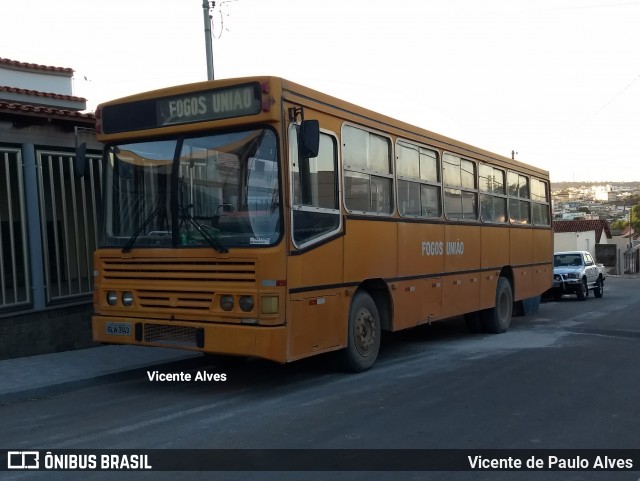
0 345 201 403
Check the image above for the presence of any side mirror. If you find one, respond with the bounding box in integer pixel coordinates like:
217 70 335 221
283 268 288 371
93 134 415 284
74 142 87 177
299 120 319 159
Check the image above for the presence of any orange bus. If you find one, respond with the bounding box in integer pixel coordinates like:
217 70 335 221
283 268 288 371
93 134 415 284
87 76 552 371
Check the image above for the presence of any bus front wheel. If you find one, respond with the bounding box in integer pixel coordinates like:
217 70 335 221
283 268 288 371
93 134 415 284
481 277 513 334
339 291 381 372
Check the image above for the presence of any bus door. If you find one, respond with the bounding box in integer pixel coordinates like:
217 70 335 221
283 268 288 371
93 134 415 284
285 111 345 359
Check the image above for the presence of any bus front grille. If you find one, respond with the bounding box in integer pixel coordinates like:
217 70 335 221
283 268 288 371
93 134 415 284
144 324 200 347
102 258 257 284
137 290 214 311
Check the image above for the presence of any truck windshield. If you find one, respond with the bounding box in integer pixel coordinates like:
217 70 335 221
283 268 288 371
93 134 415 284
101 128 281 250
554 254 582 267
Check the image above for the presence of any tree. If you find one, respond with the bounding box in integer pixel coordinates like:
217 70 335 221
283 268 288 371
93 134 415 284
611 219 627 230
630 205 640 233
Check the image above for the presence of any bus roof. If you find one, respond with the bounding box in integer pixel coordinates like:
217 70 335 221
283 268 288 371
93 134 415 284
97 75 549 178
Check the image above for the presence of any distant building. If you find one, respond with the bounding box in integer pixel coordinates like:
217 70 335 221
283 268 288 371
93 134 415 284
0 57 101 359
607 191 620 202
591 184 611 202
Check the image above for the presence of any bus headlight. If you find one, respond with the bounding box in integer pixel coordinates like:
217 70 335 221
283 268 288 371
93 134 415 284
239 296 254 312
220 295 234 311
107 291 118 306
122 292 134 307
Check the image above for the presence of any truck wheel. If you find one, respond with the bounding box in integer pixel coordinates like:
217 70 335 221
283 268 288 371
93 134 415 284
338 291 381 372
481 277 513 334
576 279 587 301
594 277 604 298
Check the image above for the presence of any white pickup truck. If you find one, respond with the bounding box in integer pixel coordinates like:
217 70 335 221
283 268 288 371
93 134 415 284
548 250 606 301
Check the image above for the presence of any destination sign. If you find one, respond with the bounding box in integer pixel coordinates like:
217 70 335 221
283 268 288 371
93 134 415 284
100 83 262 134
156 83 262 126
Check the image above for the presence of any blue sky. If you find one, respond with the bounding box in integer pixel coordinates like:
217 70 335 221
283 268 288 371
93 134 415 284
2 0 640 182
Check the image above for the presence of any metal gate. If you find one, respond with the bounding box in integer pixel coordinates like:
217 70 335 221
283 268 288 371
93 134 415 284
0 148 30 310
36 150 102 303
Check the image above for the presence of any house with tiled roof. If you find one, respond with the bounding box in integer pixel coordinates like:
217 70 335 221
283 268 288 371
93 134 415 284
553 218 610 261
552 219 612 244
552 219 621 273
0 57 93 122
0 58 101 359
620 225 640 242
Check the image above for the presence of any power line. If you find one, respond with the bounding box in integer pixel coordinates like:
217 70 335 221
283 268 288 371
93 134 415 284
581 70 640 124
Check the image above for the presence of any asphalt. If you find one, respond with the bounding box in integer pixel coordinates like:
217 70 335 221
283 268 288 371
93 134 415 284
0 344 202 404
2 274 637 405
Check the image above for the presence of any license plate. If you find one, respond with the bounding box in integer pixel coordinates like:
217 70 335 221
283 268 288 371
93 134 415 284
105 322 132 336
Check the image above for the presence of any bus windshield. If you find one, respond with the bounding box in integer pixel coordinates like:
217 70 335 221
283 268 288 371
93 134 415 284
101 128 281 250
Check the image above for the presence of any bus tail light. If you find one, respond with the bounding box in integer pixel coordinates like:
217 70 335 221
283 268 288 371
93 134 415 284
261 296 279 314
261 81 270 112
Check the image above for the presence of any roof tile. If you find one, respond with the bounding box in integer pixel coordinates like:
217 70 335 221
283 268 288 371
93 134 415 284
0 85 86 102
0 57 73 74
0 101 95 121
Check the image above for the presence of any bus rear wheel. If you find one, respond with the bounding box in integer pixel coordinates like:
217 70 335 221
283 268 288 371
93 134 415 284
338 291 381 372
481 277 513 333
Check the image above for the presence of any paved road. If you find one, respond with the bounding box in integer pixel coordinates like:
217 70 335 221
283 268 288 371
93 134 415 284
2 276 640 481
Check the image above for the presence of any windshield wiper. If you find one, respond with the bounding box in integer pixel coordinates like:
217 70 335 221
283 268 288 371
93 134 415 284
122 205 165 253
179 206 228 254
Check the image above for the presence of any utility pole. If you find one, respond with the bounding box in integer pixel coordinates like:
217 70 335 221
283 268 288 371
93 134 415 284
203 0 214 80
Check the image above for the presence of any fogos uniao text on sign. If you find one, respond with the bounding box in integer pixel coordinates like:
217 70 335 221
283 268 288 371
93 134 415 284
421 241 465 256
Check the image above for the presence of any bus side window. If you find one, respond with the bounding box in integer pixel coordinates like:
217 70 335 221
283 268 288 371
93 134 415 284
508 172 531 224
290 125 340 247
396 140 441 218
531 178 550 226
342 125 393 215
443 153 477 220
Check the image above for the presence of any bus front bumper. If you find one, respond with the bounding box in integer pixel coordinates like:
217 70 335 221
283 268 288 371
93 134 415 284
92 316 288 363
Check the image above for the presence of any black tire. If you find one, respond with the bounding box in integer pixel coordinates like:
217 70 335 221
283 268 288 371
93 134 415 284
576 279 587 301
338 291 381 372
594 277 604 298
481 277 513 334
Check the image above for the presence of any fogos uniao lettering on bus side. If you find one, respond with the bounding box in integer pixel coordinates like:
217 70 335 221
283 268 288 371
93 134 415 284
421 241 464 256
